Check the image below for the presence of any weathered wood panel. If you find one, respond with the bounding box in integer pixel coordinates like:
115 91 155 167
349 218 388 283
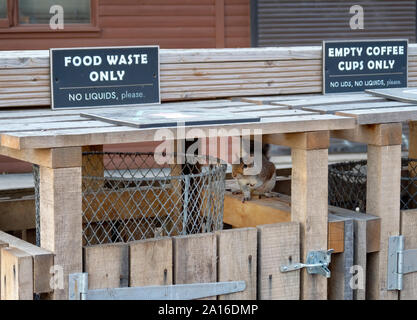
173 233 217 300
217 228 257 299
0 247 33 300
83 242 129 289
257 222 300 300
130 237 173 287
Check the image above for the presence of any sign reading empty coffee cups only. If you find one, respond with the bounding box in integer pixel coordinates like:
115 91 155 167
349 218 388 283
50 46 160 109
323 40 408 94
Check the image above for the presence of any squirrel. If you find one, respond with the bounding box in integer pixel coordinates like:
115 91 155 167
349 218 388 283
231 143 276 203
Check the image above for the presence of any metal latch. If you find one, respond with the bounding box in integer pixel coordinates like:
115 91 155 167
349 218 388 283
69 273 246 300
280 249 334 278
387 235 417 290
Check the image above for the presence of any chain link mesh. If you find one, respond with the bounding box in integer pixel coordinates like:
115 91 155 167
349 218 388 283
328 160 367 212
81 152 226 246
328 158 417 212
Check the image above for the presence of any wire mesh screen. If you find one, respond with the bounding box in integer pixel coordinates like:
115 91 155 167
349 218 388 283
82 152 226 246
328 160 367 212
328 158 417 212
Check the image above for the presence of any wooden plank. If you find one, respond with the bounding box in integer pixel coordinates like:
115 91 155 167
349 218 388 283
1 114 355 150
130 237 173 287
173 233 216 300
400 209 417 299
216 228 257 300
327 214 354 300
303 101 414 114
0 247 33 300
263 131 329 149
0 197 36 232
366 144 401 300
336 106 417 124
291 147 328 299
237 93 320 104
271 94 385 108
329 206 382 301
223 193 291 227
227 109 318 118
257 222 300 300
0 231 53 294
0 120 114 133
39 166 82 300
331 123 402 146
83 243 129 290
0 146 82 169
224 192 343 253
328 206 381 253
328 219 344 254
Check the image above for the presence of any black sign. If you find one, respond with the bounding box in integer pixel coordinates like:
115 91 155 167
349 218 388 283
323 40 408 94
50 46 160 109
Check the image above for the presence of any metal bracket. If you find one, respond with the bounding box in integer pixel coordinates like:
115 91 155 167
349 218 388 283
69 273 246 300
280 249 334 278
387 235 417 291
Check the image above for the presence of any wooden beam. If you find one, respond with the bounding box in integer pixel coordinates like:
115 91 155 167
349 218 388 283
366 144 401 300
83 243 129 290
39 165 82 300
223 192 343 253
291 147 328 299
257 222 300 300
263 131 329 150
217 228 257 300
1 247 33 300
0 231 53 294
130 237 173 287
331 123 402 146
0 146 81 168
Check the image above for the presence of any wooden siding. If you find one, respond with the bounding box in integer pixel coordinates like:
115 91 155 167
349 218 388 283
256 0 416 47
0 0 251 50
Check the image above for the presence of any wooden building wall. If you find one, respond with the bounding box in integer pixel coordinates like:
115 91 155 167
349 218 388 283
0 0 251 50
0 0 250 173
255 0 416 47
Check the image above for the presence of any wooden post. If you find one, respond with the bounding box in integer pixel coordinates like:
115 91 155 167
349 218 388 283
1 247 33 300
39 147 82 300
366 130 401 300
288 131 329 299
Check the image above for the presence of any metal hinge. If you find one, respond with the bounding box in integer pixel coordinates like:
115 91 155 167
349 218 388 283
69 273 246 300
387 235 417 291
280 249 334 278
